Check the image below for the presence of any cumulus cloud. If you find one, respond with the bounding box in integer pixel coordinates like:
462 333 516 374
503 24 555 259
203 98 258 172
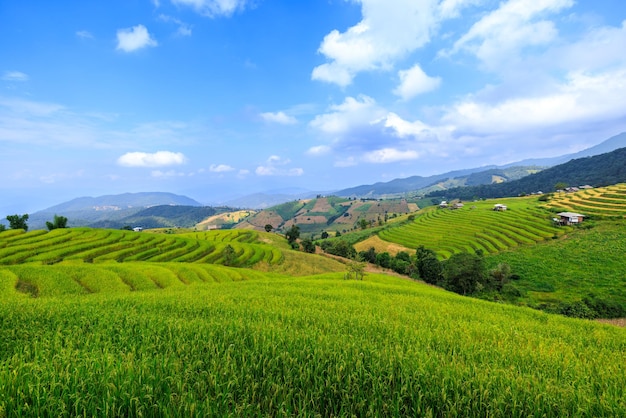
394 64 441 100
309 95 385 134
363 148 419 163
2 71 29 82
171 0 252 17
117 151 186 167
445 0 574 69
312 0 440 86
209 163 234 172
438 0 485 19
260 111 297 125
255 155 303 177
116 25 158 52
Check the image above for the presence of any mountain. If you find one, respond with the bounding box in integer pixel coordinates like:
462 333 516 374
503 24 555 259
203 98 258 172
334 132 626 198
501 132 626 167
29 192 203 229
89 205 234 230
427 147 626 200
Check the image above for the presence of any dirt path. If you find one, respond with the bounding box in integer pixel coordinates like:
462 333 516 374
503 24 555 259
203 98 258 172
596 318 626 327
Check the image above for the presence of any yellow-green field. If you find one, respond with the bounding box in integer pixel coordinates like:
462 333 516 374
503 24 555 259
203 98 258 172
378 196 564 258
543 183 626 217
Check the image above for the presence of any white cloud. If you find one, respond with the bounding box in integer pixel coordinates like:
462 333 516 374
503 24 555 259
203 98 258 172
209 164 234 172
363 148 419 163
255 155 303 177
309 95 385 134
260 111 297 125
2 71 29 82
306 145 331 156
116 25 158 52
446 0 574 69
171 0 252 17
76 30 94 39
117 151 186 167
438 0 485 19
394 64 441 100
312 0 440 86
444 68 626 134
151 170 186 178
158 14 192 37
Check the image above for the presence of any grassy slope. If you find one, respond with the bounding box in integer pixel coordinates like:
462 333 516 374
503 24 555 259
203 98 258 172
1 274 625 416
485 219 626 307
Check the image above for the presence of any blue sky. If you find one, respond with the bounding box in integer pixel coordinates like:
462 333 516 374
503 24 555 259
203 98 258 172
2 0 626 213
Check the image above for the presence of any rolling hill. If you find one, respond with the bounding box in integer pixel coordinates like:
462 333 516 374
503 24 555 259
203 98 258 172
1 227 625 415
428 147 626 201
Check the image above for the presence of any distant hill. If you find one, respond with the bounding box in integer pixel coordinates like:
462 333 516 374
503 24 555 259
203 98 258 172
89 205 237 230
427 147 626 200
334 132 626 198
236 196 419 235
29 192 203 229
334 166 541 198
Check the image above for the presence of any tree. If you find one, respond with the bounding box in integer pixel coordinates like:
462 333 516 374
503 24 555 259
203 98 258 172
6 214 29 231
222 244 236 266
46 214 68 231
264 224 273 232
443 252 486 295
0 224 5 232
359 218 368 230
416 246 443 285
301 238 316 253
285 225 300 244
320 231 329 239
345 259 366 280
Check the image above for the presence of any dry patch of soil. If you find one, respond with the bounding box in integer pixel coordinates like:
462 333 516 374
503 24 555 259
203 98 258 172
596 318 626 327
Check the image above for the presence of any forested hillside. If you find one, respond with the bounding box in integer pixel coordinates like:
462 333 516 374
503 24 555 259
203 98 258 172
428 147 626 200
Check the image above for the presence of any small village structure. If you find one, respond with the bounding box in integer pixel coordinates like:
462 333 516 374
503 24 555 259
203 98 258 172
493 204 508 211
555 212 585 226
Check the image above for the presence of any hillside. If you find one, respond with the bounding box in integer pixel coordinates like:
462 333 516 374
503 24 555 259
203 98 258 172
235 196 419 235
351 186 626 315
28 192 204 229
428 147 626 200
1 261 625 415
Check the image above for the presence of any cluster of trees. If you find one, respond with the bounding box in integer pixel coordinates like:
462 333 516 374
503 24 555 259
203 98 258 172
318 239 515 297
1 214 68 232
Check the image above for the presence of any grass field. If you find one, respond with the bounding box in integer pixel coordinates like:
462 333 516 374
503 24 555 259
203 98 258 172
0 228 283 268
543 183 626 217
1 273 625 416
485 219 626 310
377 196 565 259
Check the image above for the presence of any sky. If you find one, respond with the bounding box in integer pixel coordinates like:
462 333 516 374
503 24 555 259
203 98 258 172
2 0 626 213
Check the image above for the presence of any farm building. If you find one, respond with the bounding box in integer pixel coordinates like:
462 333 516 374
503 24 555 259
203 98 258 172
439 201 448 208
556 212 585 225
493 204 508 211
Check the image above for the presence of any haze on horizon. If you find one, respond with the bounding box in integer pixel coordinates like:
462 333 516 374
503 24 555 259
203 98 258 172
2 0 626 213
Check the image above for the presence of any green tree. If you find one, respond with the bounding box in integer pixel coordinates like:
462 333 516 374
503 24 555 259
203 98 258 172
222 244 236 266
443 252 486 295
554 182 568 191
359 218 368 230
285 225 300 244
345 259 366 280
46 214 68 231
0 224 5 232
301 238 316 253
320 231 329 239
264 224 273 232
6 214 29 231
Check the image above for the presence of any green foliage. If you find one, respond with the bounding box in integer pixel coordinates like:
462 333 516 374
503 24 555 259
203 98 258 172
416 246 443 285
0 275 625 416
264 224 273 232
320 239 356 259
6 213 29 231
344 259 366 280
222 244 236 266
443 252 486 295
300 238 315 253
285 224 300 244
46 214 68 231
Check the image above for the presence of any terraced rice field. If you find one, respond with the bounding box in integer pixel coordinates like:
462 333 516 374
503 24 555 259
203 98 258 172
544 183 626 217
379 197 564 258
0 228 283 267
